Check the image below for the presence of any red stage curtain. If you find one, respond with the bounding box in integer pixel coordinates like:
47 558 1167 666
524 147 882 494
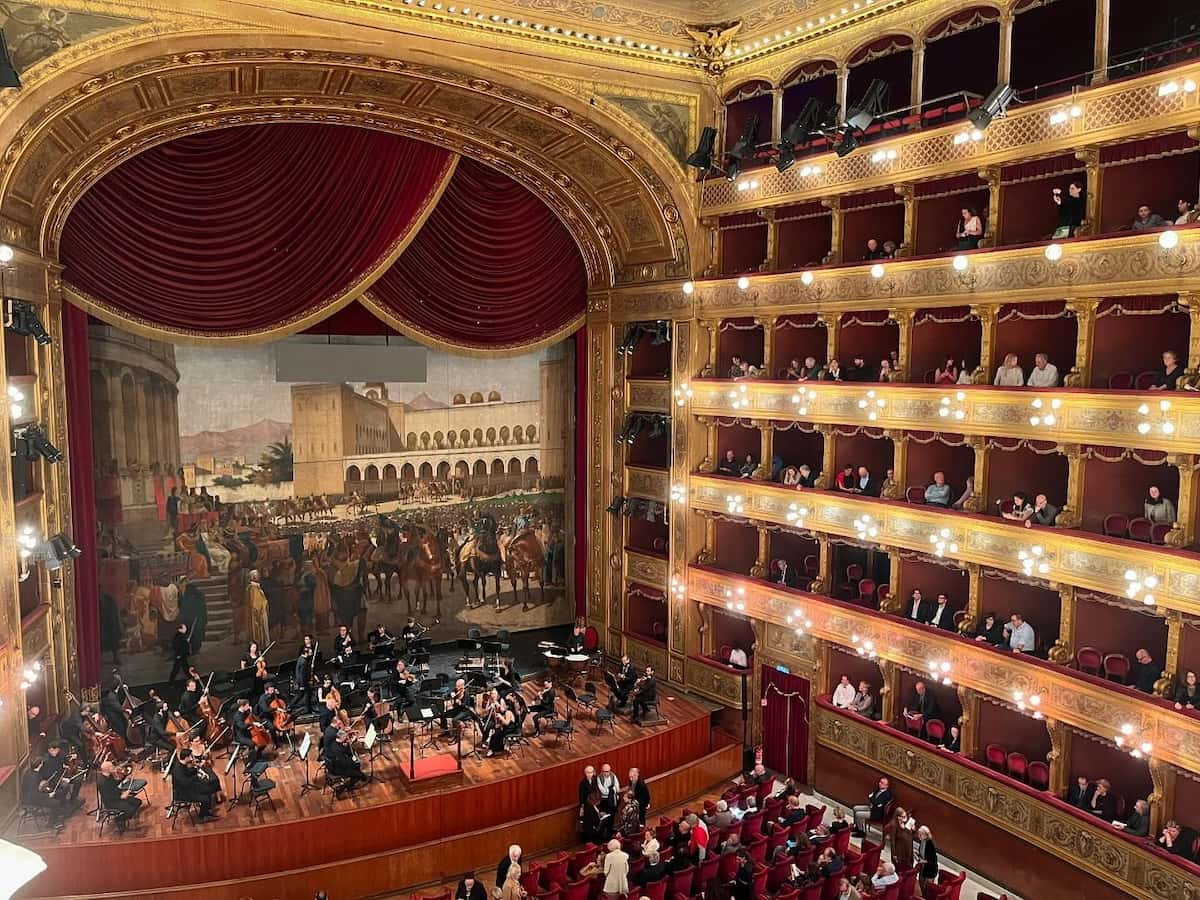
63 304 101 694
366 159 587 351
59 124 455 336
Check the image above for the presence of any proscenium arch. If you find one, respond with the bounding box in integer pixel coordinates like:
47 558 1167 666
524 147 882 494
0 41 695 305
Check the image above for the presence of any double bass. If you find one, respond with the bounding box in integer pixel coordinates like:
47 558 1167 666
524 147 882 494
195 673 226 746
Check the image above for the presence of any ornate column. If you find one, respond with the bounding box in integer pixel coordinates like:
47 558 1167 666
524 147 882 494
956 564 982 636
1166 453 1196 549
966 435 990 512
1045 718 1071 796
703 217 722 278
1181 292 1200 374
697 416 718 473
106 369 127 468
970 303 997 383
836 64 850 118
1148 759 1175 838
1157 610 1183 697
1057 443 1085 529
878 659 900 725
1092 0 1111 84
771 88 784 145
896 185 916 258
1076 149 1101 235
699 319 720 378
134 377 151 467
892 308 915 382
763 210 779 273
696 601 714 658
752 419 774 481
818 312 840 364
816 424 837 488
1048 584 1077 665
996 11 1014 85
757 316 776 376
751 526 770 579
882 430 905 500
812 533 832 595
956 686 979 756
978 167 1001 248
696 511 717 566
883 550 903 613
1063 298 1098 388
910 39 926 115
822 197 844 265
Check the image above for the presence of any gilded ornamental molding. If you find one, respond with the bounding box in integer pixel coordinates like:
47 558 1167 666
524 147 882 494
688 379 1200 455
815 705 1199 900
625 549 669 590
689 474 1200 620
624 634 669 676
626 378 672 414
688 567 1200 779
624 464 670 503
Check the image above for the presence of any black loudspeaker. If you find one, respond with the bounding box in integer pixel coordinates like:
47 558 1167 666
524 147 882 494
743 744 757 772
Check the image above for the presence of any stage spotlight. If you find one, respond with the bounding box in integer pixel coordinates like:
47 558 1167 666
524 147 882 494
845 79 889 131
0 32 21 89
39 533 81 570
835 130 860 158
618 322 645 355
725 156 742 183
968 83 1017 131
776 143 796 174
648 415 670 439
728 114 761 161
777 98 822 172
686 126 718 171
624 498 647 519
650 320 672 345
619 414 645 446
14 424 62 463
644 501 662 522
4 300 51 345
606 495 626 515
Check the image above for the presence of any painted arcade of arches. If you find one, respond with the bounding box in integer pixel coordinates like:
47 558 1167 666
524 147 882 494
402 423 536 451
344 454 541 496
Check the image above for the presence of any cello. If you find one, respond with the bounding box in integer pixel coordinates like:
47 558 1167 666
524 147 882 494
269 693 294 734
244 706 272 751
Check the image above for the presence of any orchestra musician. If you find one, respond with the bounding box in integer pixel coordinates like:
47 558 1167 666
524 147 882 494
178 677 202 720
496 658 520 696
59 701 86 754
255 684 285 738
392 658 415 704
318 675 342 708
401 617 423 643
444 678 479 731
240 641 262 671
630 665 658 726
613 654 637 708
99 685 130 741
324 729 369 791
531 677 556 736
21 756 75 828
97 760 142 832
567 623 586 655
169 622 192 683
319 696 341 751
361 686 394 739
42 742 82 802
333 625 354 662
231 698 261 764
147 700 177 755
171 749 220 821
484 693 517 758
240 641 267 702
291 646 316 714
299 633 322 668
368 623 396 652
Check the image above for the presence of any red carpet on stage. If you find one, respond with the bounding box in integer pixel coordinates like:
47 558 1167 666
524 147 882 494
410 753 460 780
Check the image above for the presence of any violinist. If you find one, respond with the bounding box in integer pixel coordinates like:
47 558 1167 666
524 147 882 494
169 622 192 683
368 623 396 652
171 749 220 821
334 625 354 663
324 729 369 790
240 641 262 671
318 674 342 708
299 633 322 670
484 693 516 758
392 659 415 704
97 760 142 832
291 646 315 714
614 654 636 708
361 686 393 739
630 665 657 726
178 677 202 720
531 678 556 736
43 742 82 802
241 641 267 703
496 658 520 696
21 757 74 828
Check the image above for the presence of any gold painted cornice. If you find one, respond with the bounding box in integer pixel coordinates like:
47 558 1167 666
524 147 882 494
814 705 1199 900
688 379 1200 455
689 474 1200 619
626 549 669 590
595 230 1200 317
626 378 672 414
625 464 670 504
703 63 1200 214
689 566 1200 778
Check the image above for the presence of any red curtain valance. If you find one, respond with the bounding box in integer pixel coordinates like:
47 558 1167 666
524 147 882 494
720 212 765 230
1001 153 1082 185
844 187 902 211
778 200 828 220
60 124 456 337
724 80 773 102
915 305 973 325
782 60 838 88
1100 132 1199 166
849 34 914 67
777 313 820 329
365 159 586 353
1097 296 1184 317
915 173 987 199
999 300 1067 322
925 6 1001 42
841 309 892 326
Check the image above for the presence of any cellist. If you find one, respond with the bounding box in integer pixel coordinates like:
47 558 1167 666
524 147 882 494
147 700 177 756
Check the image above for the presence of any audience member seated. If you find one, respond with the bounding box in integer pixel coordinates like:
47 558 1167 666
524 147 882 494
832 674 857 708
728 645 749 667
455 871 488 900
1002 491 1035 522
879 467 898 499
957 206 983 249
933 356 959 384
864 238 886 260
786 356 821 381
635 848 668 886
877 358 896 382
1174 670 1198 710
994 353 1024 386
1026 352 1060 387
1158 821 1199 862
853 465 878 496
1085 778 1117 820
1067 775 1094 810
942 724 962 753
822 358 845 381
868 861 900 892
851 776 892 835
1131 648 1161 694
1149 350 1184 391
1004 613 1036 653
835 464 857 492
952 476 975 510
1051 181 1085 236
835 876 862 900
904 679 941 733
956 362 974 385
706 798 735 829
852 680 876 718
770 558 802 587
717 449 739 476
1144 485 1177 524
1120 799 1151 837
924 471 952 507
1132 204 1167 230
818 846 845 878
972 612 1007 646
905 589 933 624
1176 199 1197 225
1025 493 1058 528
738 453 757 478
845 355 875 382
883 240 898 258
928 593 956 631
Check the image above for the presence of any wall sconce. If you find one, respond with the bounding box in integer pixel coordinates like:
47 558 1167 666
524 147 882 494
681 281 695 296
670 573 686 601
1013 689 1043 719
785 502 810 524
16 525 37 581
785 607 813 636
858 389 886 420
939 391 967 421
1018 544 1050 576
853 514 878 539
724 586 746 611
1047 104 1081 125
800 270 815 286
870 148 898 163
790 388 816 415
928 528 958 557
798 165 822 177
1123 569 1158 606
735 177 761 193
670 483 687 503
725 493 745 515
1136 399 1175 436
729 383 750 410
1157 229 1187 271
674 383 694 407
7 384 23 420
870 263 886 279
851 634 878 658
1044 243 1063 262
928 658 953 686
952 254 977 288
1115 722 1153 759
19 659 43 691
737 276 751 291
1157 78 1197 96
952 127 984 145
1028 397 1061 427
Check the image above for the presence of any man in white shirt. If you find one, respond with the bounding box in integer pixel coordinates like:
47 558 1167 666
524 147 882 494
871 861 900 890
1005 613 1036 653
927 594 955 631
596 763 620 812
1026 353 1060 388
832 675 856 708
906 589 932 624
728 646 749 668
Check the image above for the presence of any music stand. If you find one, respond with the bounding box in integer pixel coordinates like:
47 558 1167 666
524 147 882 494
224 745 242 805
363 724 379 780
481 640 502 669
413 700 442 753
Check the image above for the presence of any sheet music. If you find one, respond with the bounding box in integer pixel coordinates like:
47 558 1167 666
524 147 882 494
421 707 434 718
364 724 377 750
298 731 312 761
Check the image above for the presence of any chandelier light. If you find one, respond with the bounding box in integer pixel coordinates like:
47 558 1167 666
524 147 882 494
1013 689 1043 719
928 528 958 557
729 383 750 410
928 658 953 686
1123 569 1158 606
851 633 878 658
725 493 745 515
939 391 967 421
1136 399 1174 436
790 387 816 415
674 383 693 406
858 389 886 420
724 586 746 611
1018 544 1050 577
785 502 810 524
853 514 878 539
1028 397 1061 427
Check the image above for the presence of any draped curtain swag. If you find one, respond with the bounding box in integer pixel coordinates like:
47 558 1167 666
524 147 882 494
60 124 458 339
1097 296 1186 317
719 318 763 332
915 305 974 325
998 301 1068 323
925 6 1001 43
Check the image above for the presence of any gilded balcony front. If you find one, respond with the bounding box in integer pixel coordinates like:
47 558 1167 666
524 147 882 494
626 378 671 414
624 464 670 503
625 549 669 591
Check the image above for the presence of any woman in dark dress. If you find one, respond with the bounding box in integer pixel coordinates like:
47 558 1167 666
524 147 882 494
888 807 916 871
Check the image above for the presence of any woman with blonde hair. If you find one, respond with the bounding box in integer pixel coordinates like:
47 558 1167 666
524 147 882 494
500 862 525 900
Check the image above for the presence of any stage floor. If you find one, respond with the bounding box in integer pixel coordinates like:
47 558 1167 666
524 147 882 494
21 679 715 849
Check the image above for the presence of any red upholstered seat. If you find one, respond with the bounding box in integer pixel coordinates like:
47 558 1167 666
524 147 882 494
1151 522 1172 544
667 865 694 898
640 879 667 900
803 554 819 576
719 644 732 664
410 893 451 900
1076 646 1103 675
857 577 877 606
906 486 926 503
751 864 768 897
768 858 793 891
934 869 968 900
777 889 801 900
798 880 825 900
1134 370 1158 390
1108 371 1134 389
877 585 892 608
925 718 946 743
1128 517 1154 542
833 825 852 855
742 810 765 840
536 889 561 900
584 626 600 652
904 713 924 738
844 848 864 879
756 780 774 805
1103 513 1130 537
805 805 826 830
1028 760 1050 791
985 743 1007 771
860 838 883 875
898 866 920 898
839 563 864 598
1006 752 1029 782
880 884 902 900
542 854 569 889
718 851 739 880
562 880 591 900
654 821 674 844
747 836 768 864
769 828 789 852
1103 653 1132 683
521 866 542 895
698 855 719 885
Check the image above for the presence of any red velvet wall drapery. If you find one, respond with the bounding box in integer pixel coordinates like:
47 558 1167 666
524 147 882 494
761 665 810 782
59 124 456 336
366 159 587 352
63 304 101 694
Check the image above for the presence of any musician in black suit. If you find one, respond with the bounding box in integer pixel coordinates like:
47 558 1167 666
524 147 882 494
613 654 637 707
368 623 395 652
631 665 658 725
496 658 520 696
97 761 142 831
230 698 261 764
333 625 354 662
567 623 586 654
171 750 219 820
146 701 175 755
325 730 368 789
291 646 315 713
318 697 341 751
21 757 73 827
401 617 422 643
177 677 202 720
99 686 129 741
531 678 556 736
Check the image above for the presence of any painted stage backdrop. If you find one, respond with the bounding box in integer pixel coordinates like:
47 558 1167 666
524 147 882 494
87 322 575 686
